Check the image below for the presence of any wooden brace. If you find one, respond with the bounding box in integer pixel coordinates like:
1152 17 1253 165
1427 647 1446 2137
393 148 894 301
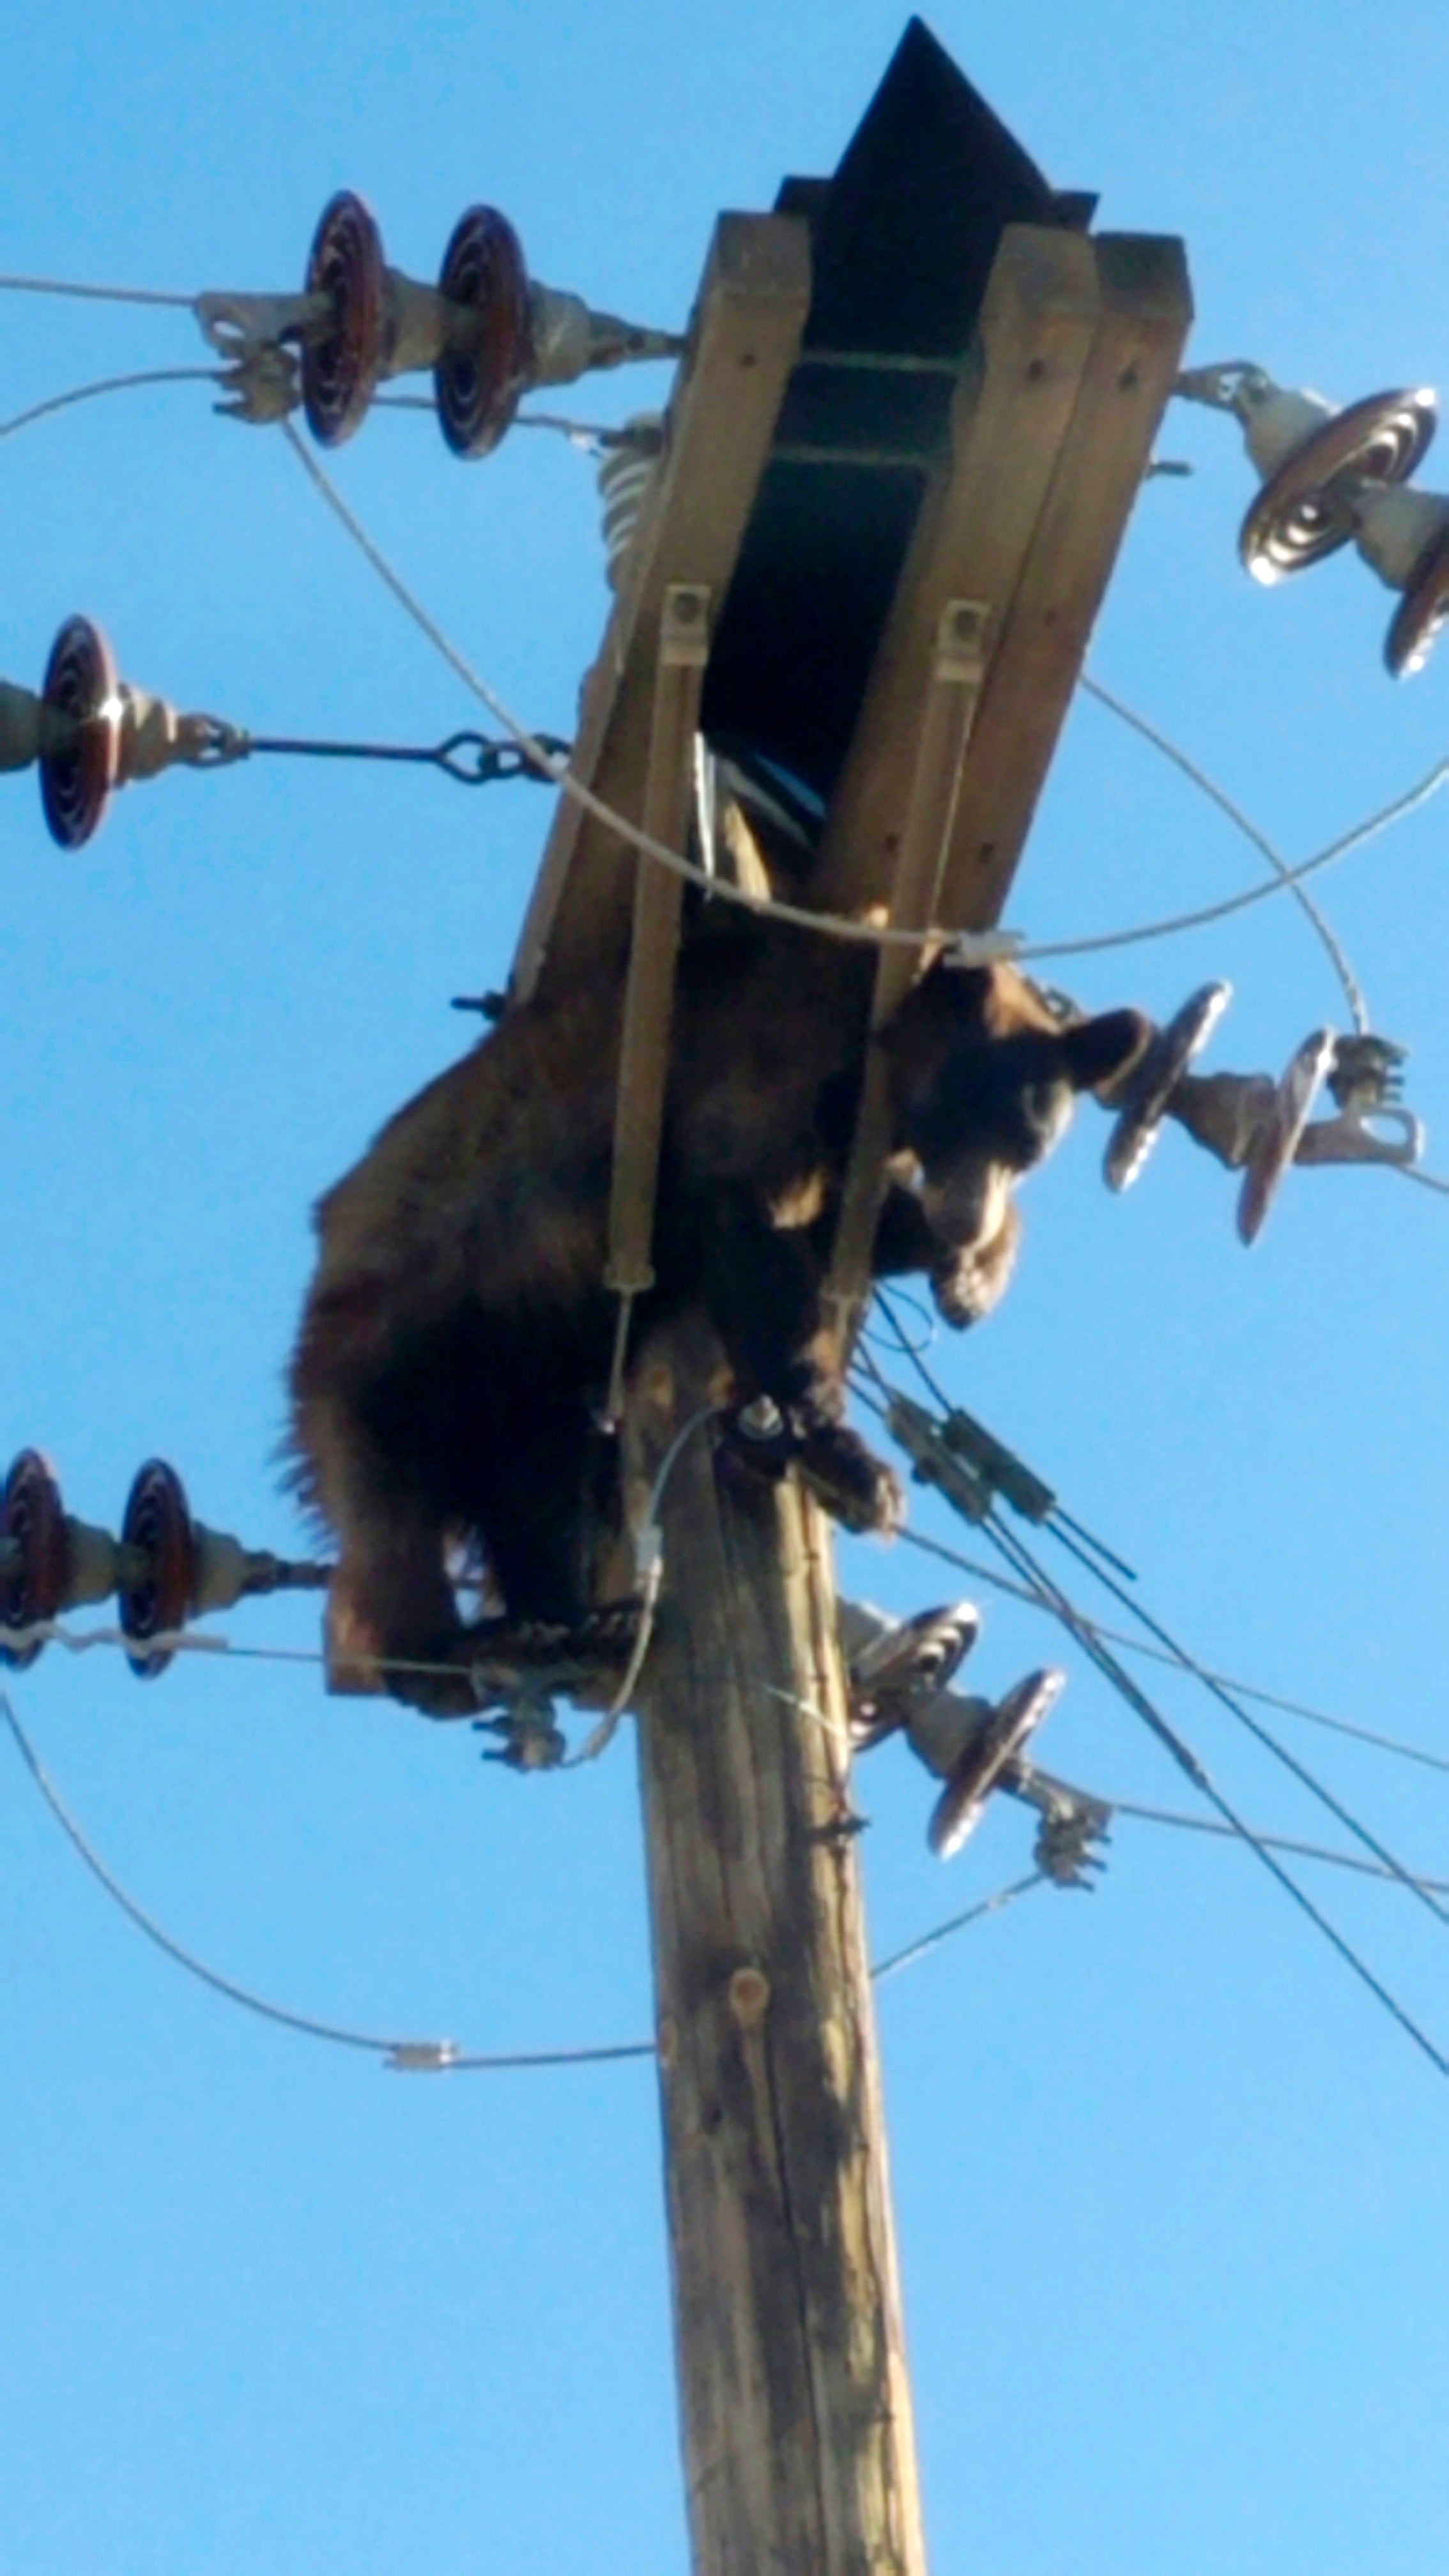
603 581 711 1418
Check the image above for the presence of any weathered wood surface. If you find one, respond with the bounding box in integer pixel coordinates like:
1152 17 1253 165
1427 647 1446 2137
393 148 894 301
512 214 811 1003
810 227 1190 937
605 582 711 1332
627 1322 926 2576
810 223 1101 917
938 232 1193 929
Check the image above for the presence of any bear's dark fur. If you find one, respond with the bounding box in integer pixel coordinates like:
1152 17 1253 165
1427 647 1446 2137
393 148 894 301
289 914 1146 1711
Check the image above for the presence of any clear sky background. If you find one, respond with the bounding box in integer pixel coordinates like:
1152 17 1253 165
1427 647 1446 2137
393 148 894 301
4 5 1448 2571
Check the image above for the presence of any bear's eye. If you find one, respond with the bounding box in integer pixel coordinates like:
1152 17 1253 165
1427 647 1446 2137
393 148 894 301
1022 1079 1073 1153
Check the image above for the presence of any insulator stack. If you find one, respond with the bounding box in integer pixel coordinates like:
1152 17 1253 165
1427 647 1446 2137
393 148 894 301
0 616 233 849
1176 360 1449 675
1101 986 1424 1235
195 191 686 456
0 1452 330 1678
597 417 665 587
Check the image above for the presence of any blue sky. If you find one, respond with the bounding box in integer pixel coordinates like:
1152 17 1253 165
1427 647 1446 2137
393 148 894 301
4 4 1448 2570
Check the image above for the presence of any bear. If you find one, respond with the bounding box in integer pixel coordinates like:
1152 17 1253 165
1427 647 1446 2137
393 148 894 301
288 870 1147 1717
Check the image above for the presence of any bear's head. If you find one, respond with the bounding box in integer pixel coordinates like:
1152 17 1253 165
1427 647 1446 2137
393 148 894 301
879 960 1150 1253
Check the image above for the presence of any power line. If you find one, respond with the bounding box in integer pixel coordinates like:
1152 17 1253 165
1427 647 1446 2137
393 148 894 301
896 1522 1449 1779
0 367 220 441
975 1514 1449 2078
1041 1517 1449 1933
872 1873 1048 1982
279 417 1447 977
1 1692 653 2077
1109 1796 1449 1894
1081 670 1368 1030
1018 752 1449 966
0 270 195 309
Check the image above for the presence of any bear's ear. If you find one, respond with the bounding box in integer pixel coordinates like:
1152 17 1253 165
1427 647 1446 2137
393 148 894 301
1057 1008 1153 1096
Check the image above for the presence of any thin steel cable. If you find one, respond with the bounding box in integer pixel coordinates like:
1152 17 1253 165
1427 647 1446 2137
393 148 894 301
1043 1519 1449 1932
868 1351 1449 1914
278 422 1003 960
1110 1797 1449 1894
567 1402 723 1765
373 395 633 445
0 270 195 309
862 1300 1138 1583
1081 671 1368 1030
1019 755 1449 965
1399 1163 1449 1199
1 1692 652 2074
894 1523 1449 1780
872 1873 1048 1982
282 422 1449 972
0 365 219 441
976 1514 1449 2078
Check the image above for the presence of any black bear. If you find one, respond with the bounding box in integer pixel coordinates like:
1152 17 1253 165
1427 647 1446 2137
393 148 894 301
288 907 1146 1712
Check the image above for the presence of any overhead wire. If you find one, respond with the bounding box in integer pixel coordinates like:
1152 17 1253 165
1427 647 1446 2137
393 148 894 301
1080 671 1370 1030
1039 1512 1449 1931
852 1367 1449 2067
0 1692 652 2074
974 1509 1449 2076
278 418 1449 974
871 1874 1048 1982
1016 754 1449 965
277 421 1008 961
0 270 196 309
0 367 222 441
4 1681 1055 2072
852 1348 1449 2058
0 273 1440 1002
893 1521 1449 1780
1107 1796 1449 1894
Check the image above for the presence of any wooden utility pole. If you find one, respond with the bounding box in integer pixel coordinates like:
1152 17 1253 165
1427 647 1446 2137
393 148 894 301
512 25 1190 2567
627 1326 924 2573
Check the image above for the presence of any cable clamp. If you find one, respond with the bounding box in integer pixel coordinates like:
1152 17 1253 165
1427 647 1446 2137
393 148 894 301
385 2040 461 2074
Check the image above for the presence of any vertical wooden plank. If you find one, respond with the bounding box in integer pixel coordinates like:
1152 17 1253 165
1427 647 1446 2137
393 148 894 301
605 584 711 1354
824 597 990 1326
940 233 1193 928
512 215 811 1002
809 224 1101 918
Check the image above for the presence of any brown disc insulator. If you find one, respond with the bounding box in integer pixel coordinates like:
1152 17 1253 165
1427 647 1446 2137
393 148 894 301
0 1450 68 1670
928 1668 1066 1862
1241 388 1436 586
847 1600 981 1752
38 617 121 850
1385 518 1449 678
434 205 535 459
302 190 386 447
1237 1029 1338 1245
118 1460 197 1680
1103 982 1233 1193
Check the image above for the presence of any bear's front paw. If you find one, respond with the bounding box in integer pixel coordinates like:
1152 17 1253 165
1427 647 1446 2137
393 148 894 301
794 1422 905 1537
